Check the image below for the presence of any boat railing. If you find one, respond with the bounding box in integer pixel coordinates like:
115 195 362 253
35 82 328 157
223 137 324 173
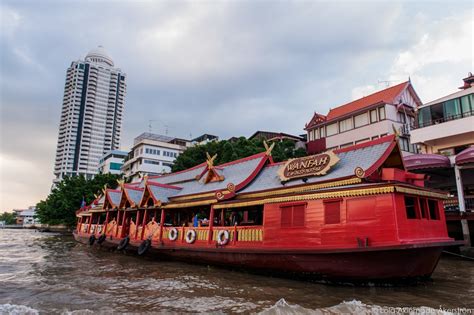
159 225 264 244
144 221 160 240
212 225 264 243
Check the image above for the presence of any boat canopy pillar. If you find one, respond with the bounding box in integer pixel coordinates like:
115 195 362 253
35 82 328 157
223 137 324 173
455 164 471 247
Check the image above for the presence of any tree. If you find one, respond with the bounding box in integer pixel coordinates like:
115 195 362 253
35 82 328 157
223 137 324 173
172 138 307 172
0 212 17 225
35 173 122 227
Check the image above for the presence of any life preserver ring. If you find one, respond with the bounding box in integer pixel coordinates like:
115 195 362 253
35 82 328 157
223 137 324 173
217 230 230 246
168 228 178 241
185 230 197 244
138 239 151 255
97 233 106 244
88 234 96 246
117 236 130 250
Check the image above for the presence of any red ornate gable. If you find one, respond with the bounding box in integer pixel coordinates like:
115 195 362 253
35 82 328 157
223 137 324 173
305 112 327 130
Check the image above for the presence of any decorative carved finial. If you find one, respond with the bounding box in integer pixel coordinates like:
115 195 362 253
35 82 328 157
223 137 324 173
116 179 125 188
143 174 148 185
263 140 275 156
391 124 400 139
94 193 99 200
206 152 217 169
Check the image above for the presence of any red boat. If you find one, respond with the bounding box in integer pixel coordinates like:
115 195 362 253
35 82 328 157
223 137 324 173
74 135 461 282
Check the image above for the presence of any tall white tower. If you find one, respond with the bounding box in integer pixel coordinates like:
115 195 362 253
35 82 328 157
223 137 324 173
53 46 126 183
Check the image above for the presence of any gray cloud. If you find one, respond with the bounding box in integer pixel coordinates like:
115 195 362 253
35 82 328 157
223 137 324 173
0 0 472 210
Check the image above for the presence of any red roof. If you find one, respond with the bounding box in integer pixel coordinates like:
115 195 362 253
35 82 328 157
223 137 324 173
326 81 409 120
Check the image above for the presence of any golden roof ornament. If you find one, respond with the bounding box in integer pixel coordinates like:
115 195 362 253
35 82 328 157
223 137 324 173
263 140 275 156
102 184 108 195
206 152 217 169
392 124 400 139
116 179 125 189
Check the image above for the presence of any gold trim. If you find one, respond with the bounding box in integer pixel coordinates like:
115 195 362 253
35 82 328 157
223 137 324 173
236 177 361 200
163 199 217 209
214 186 395 209
395 186 449 199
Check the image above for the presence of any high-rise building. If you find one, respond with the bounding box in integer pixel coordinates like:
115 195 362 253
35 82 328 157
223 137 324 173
53 46 126 183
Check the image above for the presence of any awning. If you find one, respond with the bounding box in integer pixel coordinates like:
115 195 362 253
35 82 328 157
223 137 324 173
404 154 451 171
455 146 474 165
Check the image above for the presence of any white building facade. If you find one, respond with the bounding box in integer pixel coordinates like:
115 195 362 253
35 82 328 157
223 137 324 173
411 74 474 155
53 46 126 183
305 81 421 156
122 133 192 181
98 150 128 175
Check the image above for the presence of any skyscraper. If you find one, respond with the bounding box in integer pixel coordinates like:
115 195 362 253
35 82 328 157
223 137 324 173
53 46 126 183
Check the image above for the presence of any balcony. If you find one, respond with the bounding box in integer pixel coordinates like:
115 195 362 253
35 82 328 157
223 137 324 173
413 109 473 129
410 114 474 145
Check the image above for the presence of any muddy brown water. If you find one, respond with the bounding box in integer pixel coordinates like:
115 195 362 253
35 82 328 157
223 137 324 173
0 229 473 314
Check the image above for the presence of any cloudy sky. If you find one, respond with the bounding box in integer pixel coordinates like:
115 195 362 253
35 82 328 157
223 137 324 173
0 0 472 211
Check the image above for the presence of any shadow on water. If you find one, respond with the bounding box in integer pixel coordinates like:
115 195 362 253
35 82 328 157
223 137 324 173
0 229 473 314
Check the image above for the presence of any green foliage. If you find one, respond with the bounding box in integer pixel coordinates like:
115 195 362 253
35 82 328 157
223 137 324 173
172 138 307 172
35 173 122 227
0 212 17 224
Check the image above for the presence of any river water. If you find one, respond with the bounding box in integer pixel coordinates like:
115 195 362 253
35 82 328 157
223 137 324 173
0 229 473 314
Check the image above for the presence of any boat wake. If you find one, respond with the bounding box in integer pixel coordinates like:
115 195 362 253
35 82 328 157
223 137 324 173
258 299 456 315
2 299 459 315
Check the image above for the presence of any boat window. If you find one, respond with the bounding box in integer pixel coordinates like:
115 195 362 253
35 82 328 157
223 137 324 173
419 198 428 219
324 200 340 224
428 200 440 220
280 203 306 227
404 196 418 219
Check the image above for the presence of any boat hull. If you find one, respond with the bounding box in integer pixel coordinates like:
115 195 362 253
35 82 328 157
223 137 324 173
73 232 456 282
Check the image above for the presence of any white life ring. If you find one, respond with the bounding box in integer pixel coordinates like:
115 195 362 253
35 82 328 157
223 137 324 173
217 230 230 246
168 228 178 241
185 229 197 244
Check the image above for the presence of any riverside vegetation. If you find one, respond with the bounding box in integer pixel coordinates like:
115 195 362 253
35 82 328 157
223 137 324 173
36 138 306 227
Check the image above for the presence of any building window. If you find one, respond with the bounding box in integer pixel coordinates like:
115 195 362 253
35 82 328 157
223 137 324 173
399 137 410 152
324 200 341 224
370 109 378 123
355 138 369 145
460 95 472 117
404 196 418 219
110 162 122 170
354 112 369 128
378 107 386 120
320 127 326 138
326 123 338 136
397 112 407 123
443 98 461 119
144 159 160 165
280 203 306 227
339 118 354 132
340 142 353 148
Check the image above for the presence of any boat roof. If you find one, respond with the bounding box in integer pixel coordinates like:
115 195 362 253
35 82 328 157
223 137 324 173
83 134 403 212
